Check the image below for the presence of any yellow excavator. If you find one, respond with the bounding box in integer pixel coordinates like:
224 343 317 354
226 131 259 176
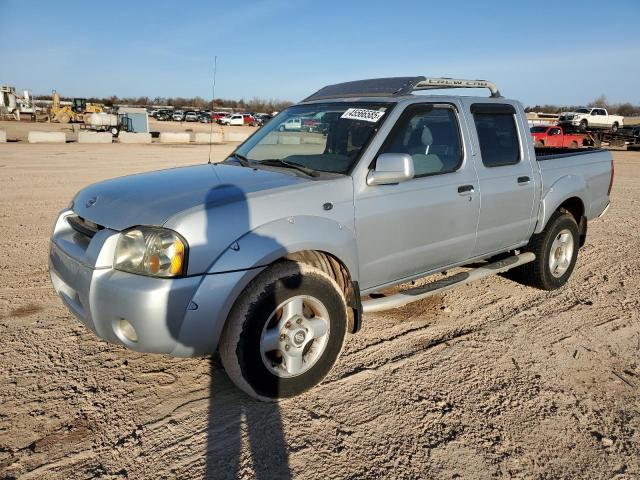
51 90 103 123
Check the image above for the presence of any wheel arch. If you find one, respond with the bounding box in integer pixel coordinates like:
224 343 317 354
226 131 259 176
535 175 589 236
207 216 362 332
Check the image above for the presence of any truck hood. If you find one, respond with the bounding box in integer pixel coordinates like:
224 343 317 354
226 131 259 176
72 163 308 231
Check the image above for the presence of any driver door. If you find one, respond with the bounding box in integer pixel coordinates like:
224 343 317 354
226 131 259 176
354 103 480 290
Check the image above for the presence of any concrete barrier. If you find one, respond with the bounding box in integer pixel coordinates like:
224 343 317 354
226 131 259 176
78 131 112 144
28 131 66 144
224 131 251 142
0 130 6 143
118 132 152 144
194 132 223 144
278 135 301 145
302 136 326 145
159 132 190 144
261 133 279 145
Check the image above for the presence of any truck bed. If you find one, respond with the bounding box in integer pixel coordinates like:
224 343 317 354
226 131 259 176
534 146 600 159
535 147 612 222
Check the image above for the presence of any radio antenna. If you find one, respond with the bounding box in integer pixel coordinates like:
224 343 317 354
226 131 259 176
208 55 218 164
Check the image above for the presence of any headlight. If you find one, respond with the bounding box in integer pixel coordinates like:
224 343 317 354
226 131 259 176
114 227 187 277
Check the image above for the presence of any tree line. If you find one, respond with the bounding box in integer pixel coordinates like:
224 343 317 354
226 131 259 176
34 93 640 117
525 95 640 117
34 94 293 113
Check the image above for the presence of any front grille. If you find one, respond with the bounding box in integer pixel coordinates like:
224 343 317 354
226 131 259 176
67 215 104 238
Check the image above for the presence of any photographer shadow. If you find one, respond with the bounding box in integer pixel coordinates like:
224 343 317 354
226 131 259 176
168 181 293 479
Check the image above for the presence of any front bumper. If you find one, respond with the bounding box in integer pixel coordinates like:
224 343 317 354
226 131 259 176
48 211 255 357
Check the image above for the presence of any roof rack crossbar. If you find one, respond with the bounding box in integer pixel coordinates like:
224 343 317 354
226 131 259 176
413 77 501 98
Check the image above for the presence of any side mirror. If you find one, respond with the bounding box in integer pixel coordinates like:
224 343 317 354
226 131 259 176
367 153 415 186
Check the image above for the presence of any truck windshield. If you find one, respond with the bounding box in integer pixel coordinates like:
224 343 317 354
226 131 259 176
575 108 590 113
530 126 548 133
232 102 392 174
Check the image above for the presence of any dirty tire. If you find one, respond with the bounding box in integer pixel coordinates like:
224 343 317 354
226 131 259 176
220 261 348 401
516 211 579 290
579 120 588 132
535 141 544 148
570 141 578 149
611 122 619 134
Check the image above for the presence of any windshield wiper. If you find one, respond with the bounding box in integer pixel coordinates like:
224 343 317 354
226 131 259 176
257 159 319 177
225 153 253 167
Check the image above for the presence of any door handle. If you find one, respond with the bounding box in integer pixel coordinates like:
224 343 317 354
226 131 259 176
517 176 531 185
457 184 475 195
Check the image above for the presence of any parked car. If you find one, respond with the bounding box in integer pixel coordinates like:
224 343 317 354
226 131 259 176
278 117 302 131
558 108 624 133
223 113 256 126
212 112 230 122
172 111 185 122
198 112 212 123
217 113 232 125
184 111 198 122
49 76 613 401
156 110 173 121
254 114 273 127
530 125 589 149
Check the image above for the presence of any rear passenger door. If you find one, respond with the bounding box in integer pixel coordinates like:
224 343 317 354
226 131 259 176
469 103 536 256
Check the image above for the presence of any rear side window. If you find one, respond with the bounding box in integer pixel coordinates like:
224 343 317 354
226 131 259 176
379 104 462 177
472 105 520 167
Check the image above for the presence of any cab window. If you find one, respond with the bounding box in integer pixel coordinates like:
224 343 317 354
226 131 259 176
378 104 463 177
472 106 520 167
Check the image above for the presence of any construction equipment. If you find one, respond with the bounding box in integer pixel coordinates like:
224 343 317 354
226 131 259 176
51 90 103 123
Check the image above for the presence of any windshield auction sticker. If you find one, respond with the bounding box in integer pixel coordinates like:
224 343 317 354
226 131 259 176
340 108 385 123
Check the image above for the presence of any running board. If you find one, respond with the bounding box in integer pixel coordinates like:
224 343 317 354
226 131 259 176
361 252 536 313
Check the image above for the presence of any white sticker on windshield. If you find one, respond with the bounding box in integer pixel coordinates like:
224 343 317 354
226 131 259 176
340 108 385 123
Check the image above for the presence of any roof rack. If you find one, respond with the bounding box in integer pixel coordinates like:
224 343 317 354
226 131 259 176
414 77 501 98
303 76 501 102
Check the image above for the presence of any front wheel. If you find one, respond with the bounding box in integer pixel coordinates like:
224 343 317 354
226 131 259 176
517 211 579 290
220 261 348 400
578 120 588 132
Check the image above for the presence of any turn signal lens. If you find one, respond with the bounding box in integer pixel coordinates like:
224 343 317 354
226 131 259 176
114 227 188 277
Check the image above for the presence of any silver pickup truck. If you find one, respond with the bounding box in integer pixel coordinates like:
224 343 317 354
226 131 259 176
49 77 613 400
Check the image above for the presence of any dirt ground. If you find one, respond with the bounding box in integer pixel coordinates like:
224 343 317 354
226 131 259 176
0 143 638 479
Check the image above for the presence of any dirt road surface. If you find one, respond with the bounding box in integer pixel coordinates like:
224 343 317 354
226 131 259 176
0 144 638 479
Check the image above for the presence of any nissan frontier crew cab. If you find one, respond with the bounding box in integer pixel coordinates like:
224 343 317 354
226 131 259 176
49 77 613 400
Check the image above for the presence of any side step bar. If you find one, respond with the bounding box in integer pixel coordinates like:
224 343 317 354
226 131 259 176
362 252 536 313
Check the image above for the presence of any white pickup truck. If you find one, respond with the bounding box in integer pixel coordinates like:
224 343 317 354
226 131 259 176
558 107 624 133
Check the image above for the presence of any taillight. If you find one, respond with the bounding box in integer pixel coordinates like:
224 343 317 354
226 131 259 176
608 158 614 195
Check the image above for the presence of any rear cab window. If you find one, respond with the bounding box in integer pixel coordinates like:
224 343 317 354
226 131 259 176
471 103 520 167
377 104 463 177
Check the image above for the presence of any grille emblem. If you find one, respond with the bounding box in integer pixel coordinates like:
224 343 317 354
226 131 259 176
85 196 97 208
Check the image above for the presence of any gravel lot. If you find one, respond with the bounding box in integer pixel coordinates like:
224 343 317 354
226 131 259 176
0 143 638 479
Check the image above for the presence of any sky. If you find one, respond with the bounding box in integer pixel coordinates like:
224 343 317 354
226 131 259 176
1 0 639 106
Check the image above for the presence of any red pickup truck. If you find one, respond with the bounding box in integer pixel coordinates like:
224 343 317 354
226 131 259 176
530 125 588 149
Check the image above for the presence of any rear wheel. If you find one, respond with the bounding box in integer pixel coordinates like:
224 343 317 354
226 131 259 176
516 211 579 290
220 261 348 400
570 141 578 149
611 122 619 133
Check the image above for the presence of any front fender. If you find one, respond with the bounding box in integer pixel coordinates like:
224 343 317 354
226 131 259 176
208 215 360 281
535 174 588 234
